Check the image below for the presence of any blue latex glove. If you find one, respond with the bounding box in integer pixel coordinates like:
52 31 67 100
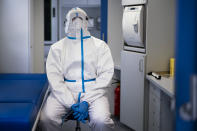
73 109 88 122
71 103 79 112
71 101 89 114
71 101 89 123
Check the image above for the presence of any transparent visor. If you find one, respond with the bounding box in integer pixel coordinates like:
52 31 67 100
64 13 88 37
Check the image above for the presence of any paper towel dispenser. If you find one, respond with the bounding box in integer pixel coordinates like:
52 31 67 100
122 6 144 48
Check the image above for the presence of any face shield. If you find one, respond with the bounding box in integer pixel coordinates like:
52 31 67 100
64 7 90 39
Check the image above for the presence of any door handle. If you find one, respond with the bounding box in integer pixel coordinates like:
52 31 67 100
180 75 197 121
139 59 143 72
53 8 56 17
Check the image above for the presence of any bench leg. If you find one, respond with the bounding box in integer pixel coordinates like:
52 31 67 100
76 121 81 131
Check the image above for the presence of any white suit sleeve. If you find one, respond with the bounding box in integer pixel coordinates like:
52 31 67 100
46 46 76 108
81 43 114 104
95 43 114 90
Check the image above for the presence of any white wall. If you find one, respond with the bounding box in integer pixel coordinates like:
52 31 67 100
107 0 123 115
146 0 175 72
33 0 44 73
0 0 44 73
108 0 123 69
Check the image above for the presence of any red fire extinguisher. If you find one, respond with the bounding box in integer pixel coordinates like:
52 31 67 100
114 83 120 117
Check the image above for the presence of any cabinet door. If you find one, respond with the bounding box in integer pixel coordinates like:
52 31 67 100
120 51 145 131
87 0 100 6
148 83 161 131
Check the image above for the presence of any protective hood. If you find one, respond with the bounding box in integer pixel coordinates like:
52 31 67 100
64 7 90 39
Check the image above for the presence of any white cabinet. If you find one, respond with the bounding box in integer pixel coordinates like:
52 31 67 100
120 51 145 131
147 76 174 131
148 83 161 131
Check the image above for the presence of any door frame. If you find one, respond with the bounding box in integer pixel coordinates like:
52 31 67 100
175 0 197 130
101 0 108 43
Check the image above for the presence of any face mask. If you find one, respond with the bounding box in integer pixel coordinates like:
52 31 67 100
73 17 83 31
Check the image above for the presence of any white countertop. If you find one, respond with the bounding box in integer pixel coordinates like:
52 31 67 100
146 75 174 98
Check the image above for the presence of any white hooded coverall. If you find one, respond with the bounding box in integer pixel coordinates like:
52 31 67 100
40 7 114 131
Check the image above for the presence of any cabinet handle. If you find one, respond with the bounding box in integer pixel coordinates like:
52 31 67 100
139 59 143 72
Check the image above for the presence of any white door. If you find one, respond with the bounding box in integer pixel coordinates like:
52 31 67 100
120 50 145 131
0 0 30 73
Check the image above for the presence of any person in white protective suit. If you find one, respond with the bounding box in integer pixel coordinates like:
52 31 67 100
39 7 114 131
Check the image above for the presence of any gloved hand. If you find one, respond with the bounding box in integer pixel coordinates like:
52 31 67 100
71 101 89 123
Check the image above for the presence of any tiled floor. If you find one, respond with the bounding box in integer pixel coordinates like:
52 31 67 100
36 116 133 131
62 116 133 131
